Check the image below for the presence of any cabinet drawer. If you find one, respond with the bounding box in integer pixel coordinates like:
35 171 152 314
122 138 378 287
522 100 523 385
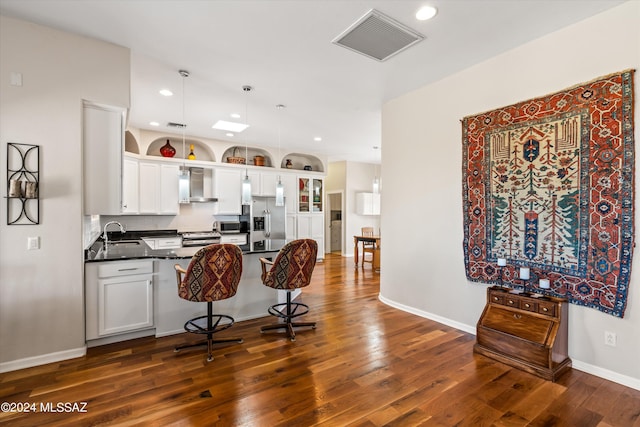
157 237 182 249
538 300 557 317
220 234 248 245
520 300 537 312
98 260 153 278
480 306 553 344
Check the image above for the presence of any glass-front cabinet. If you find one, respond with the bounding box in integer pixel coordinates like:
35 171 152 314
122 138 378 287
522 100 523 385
298 177 323 213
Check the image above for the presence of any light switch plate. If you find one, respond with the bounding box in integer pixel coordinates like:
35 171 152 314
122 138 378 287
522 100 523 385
27 236 40 250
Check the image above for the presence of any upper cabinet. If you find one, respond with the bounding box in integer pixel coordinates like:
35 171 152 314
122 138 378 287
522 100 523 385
298 176 323 213
356 192 380 216
83 101 126 215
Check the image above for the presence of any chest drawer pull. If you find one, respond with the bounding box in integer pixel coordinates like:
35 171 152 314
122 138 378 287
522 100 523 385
524 303 530 308
542 307 548 312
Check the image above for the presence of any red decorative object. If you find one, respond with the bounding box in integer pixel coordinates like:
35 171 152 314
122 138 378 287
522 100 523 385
160 140 176 157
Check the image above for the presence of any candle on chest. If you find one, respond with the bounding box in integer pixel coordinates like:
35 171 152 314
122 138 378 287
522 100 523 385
497 258 507 267
519 267 530 280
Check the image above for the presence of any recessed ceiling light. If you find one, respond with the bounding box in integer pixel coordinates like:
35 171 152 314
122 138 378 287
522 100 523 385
149 121 160 126
226 133 235 137
159 89 173 97
230 113 241 119
416 6 437 21
212 120 249 132
314 137 322 142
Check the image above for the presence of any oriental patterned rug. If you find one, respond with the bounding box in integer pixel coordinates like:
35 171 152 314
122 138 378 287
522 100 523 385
462 70 635 317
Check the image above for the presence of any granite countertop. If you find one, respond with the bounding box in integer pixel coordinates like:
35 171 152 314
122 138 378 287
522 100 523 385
86 238 287 262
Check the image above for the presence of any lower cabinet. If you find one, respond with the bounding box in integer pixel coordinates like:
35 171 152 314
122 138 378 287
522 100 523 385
297 214 324 259
85 260 154 341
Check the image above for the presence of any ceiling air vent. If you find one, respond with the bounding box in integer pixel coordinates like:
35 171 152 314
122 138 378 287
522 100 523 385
167 122 186 128
332 9 424 62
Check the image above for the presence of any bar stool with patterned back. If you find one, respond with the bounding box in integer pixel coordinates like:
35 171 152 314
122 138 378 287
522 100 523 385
174 244 243 362
361 227 375 268
259 239 318 341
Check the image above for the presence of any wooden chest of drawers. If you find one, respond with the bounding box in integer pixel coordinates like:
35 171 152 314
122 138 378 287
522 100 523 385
474 286 571 381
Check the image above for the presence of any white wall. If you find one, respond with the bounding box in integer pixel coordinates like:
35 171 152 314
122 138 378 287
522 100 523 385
0 16 130 370
380 1 640 388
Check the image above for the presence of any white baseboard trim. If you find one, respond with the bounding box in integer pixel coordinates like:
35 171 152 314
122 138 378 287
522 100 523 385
0 346 86 373
572 360 640 391
378 293 476 335
378 293 640 391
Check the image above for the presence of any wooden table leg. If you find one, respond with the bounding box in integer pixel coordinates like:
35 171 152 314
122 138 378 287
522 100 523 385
354 237 359 267
373 245 380 272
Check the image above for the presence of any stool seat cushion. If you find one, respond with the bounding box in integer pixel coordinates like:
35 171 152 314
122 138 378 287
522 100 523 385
178 244 243 302
262 239 317 290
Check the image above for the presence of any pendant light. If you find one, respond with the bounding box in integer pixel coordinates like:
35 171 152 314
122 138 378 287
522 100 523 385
275 104 286 207
178 70 190 203
241 85 253 205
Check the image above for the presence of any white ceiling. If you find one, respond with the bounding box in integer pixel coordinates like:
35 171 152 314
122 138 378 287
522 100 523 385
0 0 626 164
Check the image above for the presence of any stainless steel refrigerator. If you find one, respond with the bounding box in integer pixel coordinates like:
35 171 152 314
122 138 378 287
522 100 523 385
250 196 286 244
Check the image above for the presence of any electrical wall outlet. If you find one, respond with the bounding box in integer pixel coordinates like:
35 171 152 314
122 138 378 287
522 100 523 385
604 331 617 347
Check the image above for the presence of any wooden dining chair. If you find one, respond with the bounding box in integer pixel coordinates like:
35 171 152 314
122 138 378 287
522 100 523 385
361 227 375 267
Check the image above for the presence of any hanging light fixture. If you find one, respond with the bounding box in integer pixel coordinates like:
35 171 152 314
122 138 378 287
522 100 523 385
241 85 253 205
275 104 286 207
178 70 190 203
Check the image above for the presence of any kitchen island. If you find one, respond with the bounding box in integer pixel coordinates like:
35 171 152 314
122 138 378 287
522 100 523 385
85 238 290 347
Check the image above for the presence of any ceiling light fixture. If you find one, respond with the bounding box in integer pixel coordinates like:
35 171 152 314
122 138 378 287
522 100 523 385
212 120 249 133
177 70 190 203
241 85 253 206
314 137 322 142
159 89 173 97
230 113 241 119
226 132 234 137
416 6 437 21
275 104 286 207
149 121 159 126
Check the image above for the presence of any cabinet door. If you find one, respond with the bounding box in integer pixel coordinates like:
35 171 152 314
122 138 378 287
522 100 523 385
312 178 323 213
159 164 179 214
260 172 278 197
83 102 125 215
286 215 297 241
122 157 139 214
138 162 159 214
248 170 261 196
98 274 153 336
298 177 310 213
281 173 297 214
215 168 242 215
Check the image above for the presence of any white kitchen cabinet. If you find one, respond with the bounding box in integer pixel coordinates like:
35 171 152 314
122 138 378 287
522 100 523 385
260 172 278 197
83 101 126 215
139 162 180 214
298 176 323 213
219 233 248 245
138 162 159 214
281 173 298 214
142 236 182 250
122 157 139 214
286 215 297 241
297 214 324 260
85 260 154 340
159 164 180 214
247 170 278 197
356 192 381 215
215 168 243 214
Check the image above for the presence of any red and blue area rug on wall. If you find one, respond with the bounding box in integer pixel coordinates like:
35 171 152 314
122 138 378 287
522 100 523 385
462 70 635 317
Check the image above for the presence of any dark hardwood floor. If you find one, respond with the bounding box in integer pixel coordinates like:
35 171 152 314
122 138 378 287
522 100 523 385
1 253 639 426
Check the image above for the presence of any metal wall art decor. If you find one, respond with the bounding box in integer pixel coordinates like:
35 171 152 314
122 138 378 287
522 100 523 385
462 70 635 317
6 142 40 225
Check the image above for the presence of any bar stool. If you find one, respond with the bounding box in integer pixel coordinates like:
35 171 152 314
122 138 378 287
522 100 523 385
259 239 318 341
174 244 243 362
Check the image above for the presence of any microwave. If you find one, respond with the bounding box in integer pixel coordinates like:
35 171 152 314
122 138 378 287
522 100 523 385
217 221 241 234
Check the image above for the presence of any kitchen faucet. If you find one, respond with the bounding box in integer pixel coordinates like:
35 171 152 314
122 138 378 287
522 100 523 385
103 221 125 246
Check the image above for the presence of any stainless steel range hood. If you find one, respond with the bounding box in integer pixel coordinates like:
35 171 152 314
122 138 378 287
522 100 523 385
179 167 218 203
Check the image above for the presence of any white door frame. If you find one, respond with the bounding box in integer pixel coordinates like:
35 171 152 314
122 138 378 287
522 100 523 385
325 190 345 256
